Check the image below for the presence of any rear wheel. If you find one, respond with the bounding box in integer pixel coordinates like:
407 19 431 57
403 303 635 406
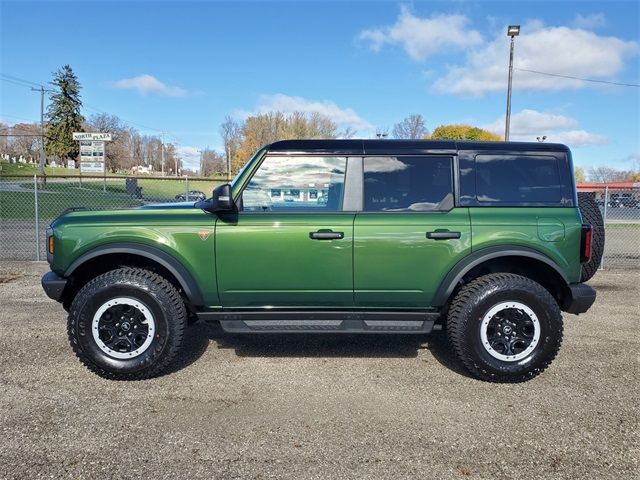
447 273 563 383
68 267 186 380
578 192 605 281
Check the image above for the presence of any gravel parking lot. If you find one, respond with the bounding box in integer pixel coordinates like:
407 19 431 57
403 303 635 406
0 261 638 479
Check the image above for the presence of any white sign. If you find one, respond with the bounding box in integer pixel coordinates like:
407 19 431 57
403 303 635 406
67 160 75 169
80 140 106 173
73 132 112 141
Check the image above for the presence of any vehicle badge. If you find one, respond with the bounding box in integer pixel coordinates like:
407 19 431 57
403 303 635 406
198 231 210 241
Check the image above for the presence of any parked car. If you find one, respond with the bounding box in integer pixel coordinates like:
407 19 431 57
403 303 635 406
42 139 599 383
174 190 206 201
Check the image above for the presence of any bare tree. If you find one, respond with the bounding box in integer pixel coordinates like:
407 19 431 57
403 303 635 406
4 123 40 160
392 114 427 139
588 166 629 183
339 126 357 139
201 149 226 176
220 116 242 175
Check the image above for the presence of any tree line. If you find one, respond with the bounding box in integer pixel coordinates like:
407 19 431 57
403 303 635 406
1 65 637 182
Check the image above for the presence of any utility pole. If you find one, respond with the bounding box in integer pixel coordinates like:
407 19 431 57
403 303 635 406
31 86 51 176
160 132 165 176
175 143 179 177
197 149 204 176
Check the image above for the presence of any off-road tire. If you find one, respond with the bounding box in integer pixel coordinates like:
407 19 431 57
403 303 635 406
447 273 563 383
68 267 186 380
578 192 605 281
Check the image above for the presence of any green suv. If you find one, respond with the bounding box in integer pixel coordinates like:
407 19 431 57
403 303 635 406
42 140 597 382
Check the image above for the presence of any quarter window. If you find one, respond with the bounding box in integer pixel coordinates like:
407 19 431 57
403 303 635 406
242 156 346 212
363 156 454 212
475 155 562 204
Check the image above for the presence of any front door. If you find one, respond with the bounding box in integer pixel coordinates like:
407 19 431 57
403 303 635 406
354 156 472 308
216 155 355 308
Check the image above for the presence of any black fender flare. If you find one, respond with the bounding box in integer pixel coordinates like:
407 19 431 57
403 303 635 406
64 242 205 307
432 245 570 306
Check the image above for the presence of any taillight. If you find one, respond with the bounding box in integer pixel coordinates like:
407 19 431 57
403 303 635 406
580 224 593 263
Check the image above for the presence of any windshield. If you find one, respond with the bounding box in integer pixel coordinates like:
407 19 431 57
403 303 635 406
231 146 268 189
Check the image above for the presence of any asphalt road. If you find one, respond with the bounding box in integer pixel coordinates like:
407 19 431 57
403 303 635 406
0 262 638 480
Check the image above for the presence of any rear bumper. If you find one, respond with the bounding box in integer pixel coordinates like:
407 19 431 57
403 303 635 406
41 271 67 302
565 283 596 315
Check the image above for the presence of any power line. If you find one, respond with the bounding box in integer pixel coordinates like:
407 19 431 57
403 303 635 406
1 77 37 89
0 73 43 88
514 67 640 88
0 113 40 123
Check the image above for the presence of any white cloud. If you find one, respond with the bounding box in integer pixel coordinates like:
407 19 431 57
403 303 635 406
482 109 578 135
572 13 607 30
432 22 638 96
482 109 608 147
358 6 483 61
546 130 609 147
113 75 188 97
177 146 201 171
246 93 373 132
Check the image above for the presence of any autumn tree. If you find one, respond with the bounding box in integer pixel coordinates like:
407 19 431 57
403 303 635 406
392 114 427 139
429 124 502 141
231 111 342 174
45 65 84 163
574 166 586 183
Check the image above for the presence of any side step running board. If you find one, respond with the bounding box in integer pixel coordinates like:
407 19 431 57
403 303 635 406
196 311 439 334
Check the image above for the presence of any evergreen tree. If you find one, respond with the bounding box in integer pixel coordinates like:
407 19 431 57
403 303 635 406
45 65 84 161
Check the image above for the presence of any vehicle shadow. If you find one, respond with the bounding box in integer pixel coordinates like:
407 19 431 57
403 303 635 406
168 321 471 378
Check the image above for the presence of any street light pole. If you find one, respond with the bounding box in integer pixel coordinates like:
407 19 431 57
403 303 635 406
504 25 520 142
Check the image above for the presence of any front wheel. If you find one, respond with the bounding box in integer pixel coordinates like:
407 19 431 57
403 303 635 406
446 273 563 383
68 267 186 380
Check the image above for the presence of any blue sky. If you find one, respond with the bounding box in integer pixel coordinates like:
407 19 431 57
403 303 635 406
1 0 638 171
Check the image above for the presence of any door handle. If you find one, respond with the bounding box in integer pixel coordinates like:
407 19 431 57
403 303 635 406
426 230 461 240
309 231 344 240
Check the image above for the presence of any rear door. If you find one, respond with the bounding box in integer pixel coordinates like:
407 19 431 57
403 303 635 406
216 155 356 308
354 156 471 308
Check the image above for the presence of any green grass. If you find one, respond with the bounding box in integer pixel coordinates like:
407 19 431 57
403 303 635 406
0 161 79 176
0 177 225 220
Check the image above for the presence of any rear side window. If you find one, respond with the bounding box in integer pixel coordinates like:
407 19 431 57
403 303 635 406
475 155 562 204
363 156 453 212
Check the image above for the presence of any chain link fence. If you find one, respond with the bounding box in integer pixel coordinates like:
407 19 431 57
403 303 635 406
585 186 640 269
1 175 638 269
0 175 225 260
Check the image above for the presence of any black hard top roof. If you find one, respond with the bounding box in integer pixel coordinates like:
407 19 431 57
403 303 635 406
266 139 570 155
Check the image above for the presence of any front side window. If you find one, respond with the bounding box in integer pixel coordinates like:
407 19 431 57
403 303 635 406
363 156 454 212
475 155 562 204
242 156 346 212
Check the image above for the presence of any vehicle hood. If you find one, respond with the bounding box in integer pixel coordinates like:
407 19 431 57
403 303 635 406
50 202 206 228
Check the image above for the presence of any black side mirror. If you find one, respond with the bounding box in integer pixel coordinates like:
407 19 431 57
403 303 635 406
206 183 234 212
